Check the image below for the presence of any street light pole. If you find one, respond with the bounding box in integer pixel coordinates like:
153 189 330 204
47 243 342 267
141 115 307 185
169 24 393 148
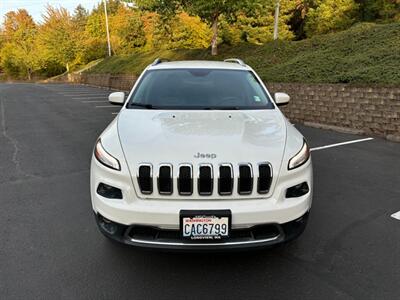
104 0 112 56
273 0 280 40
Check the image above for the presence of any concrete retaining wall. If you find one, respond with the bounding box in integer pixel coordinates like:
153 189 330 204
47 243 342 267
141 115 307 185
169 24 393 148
269 83 400 141
66 73 137 91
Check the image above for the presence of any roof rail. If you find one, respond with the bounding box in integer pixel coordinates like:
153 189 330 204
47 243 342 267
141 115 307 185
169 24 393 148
151 58 169 66
224 58 246 66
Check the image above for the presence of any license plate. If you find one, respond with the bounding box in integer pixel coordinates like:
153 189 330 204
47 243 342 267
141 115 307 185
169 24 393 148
180 210 231 241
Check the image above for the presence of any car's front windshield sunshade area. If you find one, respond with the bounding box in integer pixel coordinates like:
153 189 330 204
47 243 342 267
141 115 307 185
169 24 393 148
128 69 274 110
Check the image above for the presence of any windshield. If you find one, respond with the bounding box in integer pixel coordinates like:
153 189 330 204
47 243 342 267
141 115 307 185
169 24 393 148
127 69 274 110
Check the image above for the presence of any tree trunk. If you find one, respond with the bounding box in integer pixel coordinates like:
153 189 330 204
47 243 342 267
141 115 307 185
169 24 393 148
27 68 32 81
211 14 219 56
66 63 70 73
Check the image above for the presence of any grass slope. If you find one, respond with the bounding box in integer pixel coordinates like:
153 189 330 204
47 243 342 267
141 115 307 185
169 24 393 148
88 23 400 85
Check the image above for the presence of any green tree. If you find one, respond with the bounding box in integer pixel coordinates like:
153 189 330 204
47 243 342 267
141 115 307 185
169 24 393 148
288 0 318 39
83 10 108 60
37 6 78 72
83 2 146 57
141 11 210 50
72 5 91 65
220 0 296 45
73 4 89 31
305 0 359 36
0 9 38 79
183 0 267 55
356 0 400 21
110 7 146 53
136 0 265 55
134 0 179 47
168 12 211 49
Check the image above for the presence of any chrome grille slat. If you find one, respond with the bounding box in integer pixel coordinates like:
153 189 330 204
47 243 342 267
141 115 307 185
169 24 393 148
138 164 153 194
238 164 253 195
218 164 234 195
257 163 272 194
178 164 193 195
198 164 213 195
158 164 173 195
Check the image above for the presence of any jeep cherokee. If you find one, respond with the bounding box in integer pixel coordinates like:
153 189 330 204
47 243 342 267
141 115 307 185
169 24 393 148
90 58 313 250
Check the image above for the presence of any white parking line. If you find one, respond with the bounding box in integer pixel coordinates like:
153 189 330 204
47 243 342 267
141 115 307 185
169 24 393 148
58 90 103 92
67 94 107 97
81 100 108 103
60 90 103 91
61 91 106 93
310 137 374 152
61 92 106 95
111 112 119 115
96 105 116 108
72 97 107 100
391 211 400 220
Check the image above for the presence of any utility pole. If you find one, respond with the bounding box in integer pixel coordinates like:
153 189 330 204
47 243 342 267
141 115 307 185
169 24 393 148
273 0 280 40
104 0 112 56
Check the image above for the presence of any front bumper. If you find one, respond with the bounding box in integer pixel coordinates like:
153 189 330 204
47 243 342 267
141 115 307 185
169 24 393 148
90 153 313 250
90 158 313 228
95 211 309 250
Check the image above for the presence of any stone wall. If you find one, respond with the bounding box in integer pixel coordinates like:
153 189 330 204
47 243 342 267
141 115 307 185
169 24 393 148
268 83 400 141
66 73 137 91
53 74 400 141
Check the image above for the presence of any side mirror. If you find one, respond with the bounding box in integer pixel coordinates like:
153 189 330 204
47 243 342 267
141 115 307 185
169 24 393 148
274 92 290 106
109 92 125 105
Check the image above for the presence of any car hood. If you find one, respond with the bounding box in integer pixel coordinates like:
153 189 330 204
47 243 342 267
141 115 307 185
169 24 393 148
117 109 287 197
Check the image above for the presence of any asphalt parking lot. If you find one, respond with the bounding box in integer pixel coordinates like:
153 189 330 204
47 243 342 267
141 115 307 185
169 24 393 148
1 82 400 299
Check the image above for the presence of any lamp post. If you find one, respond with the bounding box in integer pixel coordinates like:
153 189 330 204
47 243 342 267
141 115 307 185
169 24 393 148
104 0 112 56
273 0 280 40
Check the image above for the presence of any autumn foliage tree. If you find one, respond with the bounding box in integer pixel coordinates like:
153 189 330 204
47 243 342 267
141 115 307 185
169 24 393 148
0 9 38 79
0 0 399 79
305 0 360 35
37 6 78 72
136 0 268 55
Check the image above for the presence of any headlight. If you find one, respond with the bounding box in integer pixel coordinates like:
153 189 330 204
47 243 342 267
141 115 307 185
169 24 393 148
288 139 310 170
94 139 121 171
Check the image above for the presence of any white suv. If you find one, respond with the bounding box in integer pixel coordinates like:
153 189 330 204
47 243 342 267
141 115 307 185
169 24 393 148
90 59 313 250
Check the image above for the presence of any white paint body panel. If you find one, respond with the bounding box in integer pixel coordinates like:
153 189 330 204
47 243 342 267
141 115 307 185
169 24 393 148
117 109 286 200
90 61 313 232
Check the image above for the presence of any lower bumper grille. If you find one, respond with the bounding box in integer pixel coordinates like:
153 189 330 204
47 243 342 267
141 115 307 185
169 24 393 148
128 224 281 245
95 212 310 249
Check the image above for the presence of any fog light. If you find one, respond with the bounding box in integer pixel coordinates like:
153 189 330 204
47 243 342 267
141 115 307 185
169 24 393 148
97 183 122 199
99 216 118 235
286 182 309 198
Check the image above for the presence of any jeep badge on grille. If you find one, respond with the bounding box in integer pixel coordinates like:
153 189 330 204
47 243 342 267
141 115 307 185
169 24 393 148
194 152 217 159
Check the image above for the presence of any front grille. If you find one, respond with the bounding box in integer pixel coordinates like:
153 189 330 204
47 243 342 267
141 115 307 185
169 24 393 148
137 162 273 197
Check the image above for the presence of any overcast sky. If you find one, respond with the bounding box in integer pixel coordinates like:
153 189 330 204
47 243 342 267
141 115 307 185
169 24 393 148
1 0 100 22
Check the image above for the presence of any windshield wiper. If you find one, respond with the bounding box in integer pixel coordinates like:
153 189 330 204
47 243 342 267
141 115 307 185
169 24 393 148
130 103 155 109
